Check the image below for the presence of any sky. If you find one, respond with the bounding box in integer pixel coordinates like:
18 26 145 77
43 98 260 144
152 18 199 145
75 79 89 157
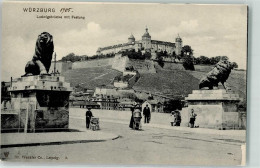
1 2 248 81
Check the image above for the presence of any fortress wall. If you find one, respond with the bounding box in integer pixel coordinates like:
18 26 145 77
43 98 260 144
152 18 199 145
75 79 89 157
72 58 113 69
127 59 156 73
111 54 129 72
49 62 72 74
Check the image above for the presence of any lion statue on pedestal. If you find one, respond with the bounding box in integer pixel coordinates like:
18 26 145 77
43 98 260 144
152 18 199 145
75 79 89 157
199 58 236 90
24 32 54 76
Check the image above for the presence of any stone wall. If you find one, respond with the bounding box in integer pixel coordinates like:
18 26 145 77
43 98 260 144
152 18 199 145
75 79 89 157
49 62 72 74
184 104 224 129
184 89 243 129
111 54 129 72
127 59 156 73
1 96 37 131
1 114 20 129
113 81 129 88
72 58 114 69
222 112 239 129
35 107 69 129
181 105 242 129
1 93 69 131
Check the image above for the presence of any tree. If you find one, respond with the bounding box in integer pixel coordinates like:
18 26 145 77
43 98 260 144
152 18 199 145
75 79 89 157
232 62 238 68
61 53 82 62
198 55 210 64
183 55 195 71
123 49 143 60
182 45 193 56
163 99 182 113
156 51 164 68
144 52 152 59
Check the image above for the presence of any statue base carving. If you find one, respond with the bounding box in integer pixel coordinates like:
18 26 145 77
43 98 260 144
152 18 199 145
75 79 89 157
1 74 73 132
183 89 244 130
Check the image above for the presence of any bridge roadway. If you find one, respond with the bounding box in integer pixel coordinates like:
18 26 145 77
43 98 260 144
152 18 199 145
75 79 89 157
1 111 245 166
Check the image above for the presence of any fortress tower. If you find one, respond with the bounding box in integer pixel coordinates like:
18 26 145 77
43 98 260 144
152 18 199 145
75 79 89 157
128 34 135 44
96 28 189 57
175 34 182 56
142 27 152 51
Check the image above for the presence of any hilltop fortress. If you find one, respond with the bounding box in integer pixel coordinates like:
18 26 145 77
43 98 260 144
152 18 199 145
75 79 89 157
50 27 188 75
96 27 183 56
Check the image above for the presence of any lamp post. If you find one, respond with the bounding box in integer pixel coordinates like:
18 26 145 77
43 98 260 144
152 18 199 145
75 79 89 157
54 52 57 75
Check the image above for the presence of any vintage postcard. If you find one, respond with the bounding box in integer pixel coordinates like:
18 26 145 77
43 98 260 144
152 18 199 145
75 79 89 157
1 1 247 166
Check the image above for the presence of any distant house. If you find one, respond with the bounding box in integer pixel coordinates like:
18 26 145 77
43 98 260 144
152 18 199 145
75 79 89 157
118 98 135 111
93 97 119 110
142 100 163 113
72 101 100 109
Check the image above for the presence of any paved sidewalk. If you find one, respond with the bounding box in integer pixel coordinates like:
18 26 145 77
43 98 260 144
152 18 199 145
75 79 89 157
70 115 246 137
1 130 119 148
103 118 246 137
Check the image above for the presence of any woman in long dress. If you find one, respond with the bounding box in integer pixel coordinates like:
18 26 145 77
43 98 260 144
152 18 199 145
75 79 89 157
129 105 135 128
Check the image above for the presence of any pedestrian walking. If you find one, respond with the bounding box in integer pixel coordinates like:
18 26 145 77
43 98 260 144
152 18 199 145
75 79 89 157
189 109 197 128
129 103 136 128
143 104 151 124
171 110 181 126
86 107 93 129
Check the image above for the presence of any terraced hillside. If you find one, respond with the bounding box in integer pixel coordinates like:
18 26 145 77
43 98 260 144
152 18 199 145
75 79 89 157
133 68 200 97
63 62 246 101
63 66 122 89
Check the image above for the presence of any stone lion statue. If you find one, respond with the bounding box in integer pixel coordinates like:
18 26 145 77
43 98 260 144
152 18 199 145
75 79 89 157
24 32 54 76
199 58 235 90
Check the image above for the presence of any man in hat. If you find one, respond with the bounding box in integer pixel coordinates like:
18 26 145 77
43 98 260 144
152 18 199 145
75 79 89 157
85 107 93 129
143 104 151 124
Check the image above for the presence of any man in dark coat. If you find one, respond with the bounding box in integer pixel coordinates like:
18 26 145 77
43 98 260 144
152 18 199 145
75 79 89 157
86 107 93 129
143 104 151 124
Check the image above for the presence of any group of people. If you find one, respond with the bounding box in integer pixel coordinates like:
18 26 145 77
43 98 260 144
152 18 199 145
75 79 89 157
128 103 198 129
86 105 197 129
171 108 197 128
129 104 151 129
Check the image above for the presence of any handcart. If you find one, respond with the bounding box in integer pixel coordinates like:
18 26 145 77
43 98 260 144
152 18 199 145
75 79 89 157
89 117 100 131
133 109 142 130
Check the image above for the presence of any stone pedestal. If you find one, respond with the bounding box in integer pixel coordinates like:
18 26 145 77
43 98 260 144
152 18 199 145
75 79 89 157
184 89 242 129
1 75 73 132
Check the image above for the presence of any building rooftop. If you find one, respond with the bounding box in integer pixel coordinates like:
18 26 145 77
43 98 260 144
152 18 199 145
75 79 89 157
128 34 135 39
8 75 73 92
142 27 151 38
151 40 175 47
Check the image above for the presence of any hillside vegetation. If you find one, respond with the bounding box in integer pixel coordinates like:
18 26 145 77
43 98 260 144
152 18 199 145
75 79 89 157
63 62 246 101
63 66 121 89
133 69 199 97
